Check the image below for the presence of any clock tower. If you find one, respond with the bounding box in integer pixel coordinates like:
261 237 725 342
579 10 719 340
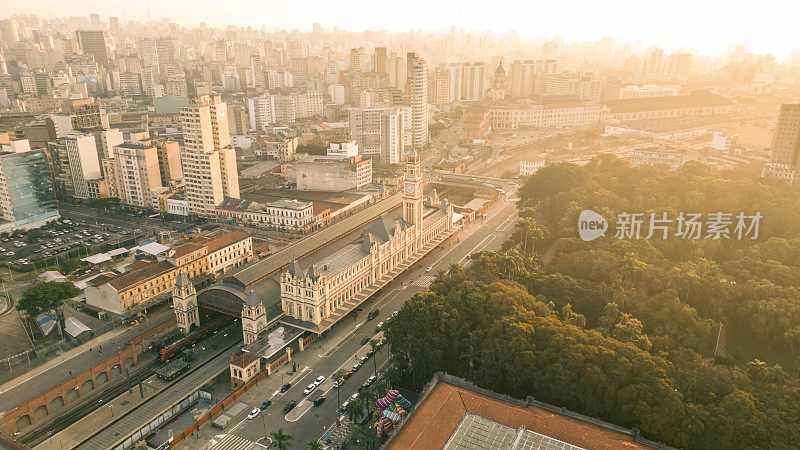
242 289 267 345
403 150 424 249
172 271 199 334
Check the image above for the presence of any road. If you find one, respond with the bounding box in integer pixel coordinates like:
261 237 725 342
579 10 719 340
188 192 518 449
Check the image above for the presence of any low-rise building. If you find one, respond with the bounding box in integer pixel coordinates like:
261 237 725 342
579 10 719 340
294 154 372 191
628 146 695 171
519 157 545 176
601 93 733 123
216 198 315 234
85 230 253 314
490 95 600 130
230 350 261 389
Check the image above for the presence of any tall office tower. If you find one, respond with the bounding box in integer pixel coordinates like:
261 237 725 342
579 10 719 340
406 52 429 149
76 30 109 68
156 37 176 71
109 16 121 34
0 142 60 231
180 96 240 217
666 53 693 79
0 20 20 44
461 62 486 101
113 143 163 209
375 47 388 74
769 104 800 166
139 38 160 70
646 48 664 74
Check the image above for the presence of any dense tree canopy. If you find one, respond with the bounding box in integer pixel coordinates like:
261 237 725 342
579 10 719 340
18 281 79 318
386 157 800 448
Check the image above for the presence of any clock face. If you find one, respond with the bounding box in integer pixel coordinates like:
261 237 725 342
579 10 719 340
406 184 414 193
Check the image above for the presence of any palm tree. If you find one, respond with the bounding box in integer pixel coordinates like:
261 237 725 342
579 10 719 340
306 439 323 450
746 358 768 386
268 428 294 449
369 339 380 376
345 398 367 424
332 369 345 417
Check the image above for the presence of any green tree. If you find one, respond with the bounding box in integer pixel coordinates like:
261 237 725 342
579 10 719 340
305 439 323 450
18 281 79 340
332 369 345 415
268 429 293 449
26 229 45 244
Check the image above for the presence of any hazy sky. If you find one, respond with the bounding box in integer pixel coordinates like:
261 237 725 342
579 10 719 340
2 0 798 59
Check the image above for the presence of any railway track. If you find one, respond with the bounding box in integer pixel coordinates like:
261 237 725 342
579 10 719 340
19 359 160 447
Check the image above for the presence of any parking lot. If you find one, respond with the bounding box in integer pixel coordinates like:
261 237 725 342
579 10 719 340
0 218 134 267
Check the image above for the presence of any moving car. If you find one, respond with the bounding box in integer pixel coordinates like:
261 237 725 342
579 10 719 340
304 383 316 395
260 400 272 410
314 375 325 386
333 380 343 389
313 396 326 406
283 400 297 413
280 383 291 393
247 408 260 420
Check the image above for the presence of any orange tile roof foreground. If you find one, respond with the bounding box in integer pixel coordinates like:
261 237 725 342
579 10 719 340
387 374 660 450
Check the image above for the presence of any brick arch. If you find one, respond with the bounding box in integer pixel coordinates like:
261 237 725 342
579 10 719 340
50 396 65 411
124 357 135 369
81 379 94 393
110 364 123 378
15 414 31 431
66 387 79 403
33 404 48 419
96 371 109 384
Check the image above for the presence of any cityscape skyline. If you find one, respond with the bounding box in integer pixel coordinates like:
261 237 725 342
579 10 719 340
2 0 799 60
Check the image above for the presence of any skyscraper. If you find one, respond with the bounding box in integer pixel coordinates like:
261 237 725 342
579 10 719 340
180 95 240 217
769 104 800 167
407 52 429 149
375 47 388 74
461 62 486 101
76 30 109 68
763 104 800 183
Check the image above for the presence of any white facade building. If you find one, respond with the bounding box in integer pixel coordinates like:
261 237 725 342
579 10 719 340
407 53 429 149
64 134 101 199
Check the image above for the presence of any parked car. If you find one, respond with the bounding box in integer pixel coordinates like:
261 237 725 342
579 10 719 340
313 396 326 406
247 408 260 420
426 266 432 272
366 375 377 386
352 361 362 372
260 400 272 410
303 384 316 395
343 370 353 379
366 350 376 358
333 380 343 389
391 311 398 317
375 321 384 332
283 400 297 413
340 400 350 413
314 375 325 386
361 337 370 345
280 383 291 393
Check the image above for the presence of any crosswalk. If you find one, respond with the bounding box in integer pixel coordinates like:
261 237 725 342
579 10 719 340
210 434 259 450
412 274 436 287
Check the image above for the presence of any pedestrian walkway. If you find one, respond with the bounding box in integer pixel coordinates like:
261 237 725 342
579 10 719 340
411 275 435 287
320 415 352 448
210 434 259 450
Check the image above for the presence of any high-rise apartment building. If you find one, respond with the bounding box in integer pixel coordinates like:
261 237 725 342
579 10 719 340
113 143 163 208
348 106 405 164
246 91 323 130
406 53 429 149
461 62 486 101
180 96 240 217
76 30 109 68
49 134 102 199
375 47 388 74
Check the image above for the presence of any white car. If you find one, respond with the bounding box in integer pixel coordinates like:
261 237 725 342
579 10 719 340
247 408 260 420
426 266 432 272
333 380 343 389
391 311 398 317
304 384 316 395
314 375 325 386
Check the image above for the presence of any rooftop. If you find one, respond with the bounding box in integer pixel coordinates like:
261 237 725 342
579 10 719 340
230 350 260 368
106 260 174 291
387 373 666 450
603 93 732 114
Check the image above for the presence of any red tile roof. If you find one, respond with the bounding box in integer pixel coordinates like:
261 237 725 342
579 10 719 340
388 375 652 450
